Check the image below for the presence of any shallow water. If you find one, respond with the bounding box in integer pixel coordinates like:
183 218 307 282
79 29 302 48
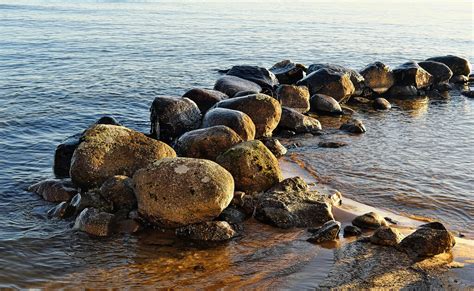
0 0 473 287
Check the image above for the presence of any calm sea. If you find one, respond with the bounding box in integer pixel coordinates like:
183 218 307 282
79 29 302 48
0 0 472 288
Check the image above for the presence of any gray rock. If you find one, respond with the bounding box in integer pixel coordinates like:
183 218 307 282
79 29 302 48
450 74 469 84
297 68 355 103
270 60 306 85
276 84 310 113
70 190 113 215
202 108 256 141
47 201 74 219
418 61 453 84
28 179 77 202
73 208 115 237
307 63 365 96
218 206 247 224
214 75 262 97
310 94 343 115
426 55 471 76
393 61 433 89
370 226 403 246
175 221 237 241
352 212 388 229
360 62 395 94
318 141 348 148
279 107 321 133
343 225 362 237
227 65 279 93
233 90 260 97
340 119 366 134
182 88 228 113
387 84 419 97
261 138 287 158
100 175 136 212
373 97 391 110
307 220 341 243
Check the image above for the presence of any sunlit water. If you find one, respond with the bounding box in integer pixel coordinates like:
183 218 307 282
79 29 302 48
0 0 472 288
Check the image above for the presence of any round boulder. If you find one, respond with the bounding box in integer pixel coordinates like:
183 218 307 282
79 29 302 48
359 62 395 94
270 60 306 85
426 55 471 76
370 226 403 246
214 75 262 97
310 94 343 115
201 108 256 141
399 222 456 258
227 65 279 93
182 88 228 113
279 107 321 133
352 212 388 230
393 61 433 89
297 68 355 103
307 63 365 96
373 97 391 110
276 84 311 113
418 61 453 84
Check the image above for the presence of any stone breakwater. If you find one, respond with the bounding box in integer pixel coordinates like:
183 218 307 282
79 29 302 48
28 55 472 287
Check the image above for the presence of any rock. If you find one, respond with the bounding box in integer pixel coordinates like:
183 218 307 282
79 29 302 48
150 96 202 142
201 108 256 141
328 190 342 206
398 222 455 258
340 119 366 134
267 176 309 193
261 138 287 158
175 221 237 241
233 90 259 97
133 157 234 228
351 96 371 104
450 74 469 83
70 190 113 215
310 94 343 115
115 219 142 234
255 178 334 228
276 84 310 113
318 141 348 148
307 63 365 96
218 206 247 224
360 62 395 94
28 179 77 202
182 88 228 113
279 107 321 133
297 68 355 103
47 201 74 219
418 61 453 84
307 220 341 243
278 129 296 138
214 75 262 97
352 212 388 230
373 97 391 110
461 90 474 98
100 175 136 212
216 140 282 194
270 60 306 84
213 93 282 138
343 225 362 237
174 126 242 161
393 61 433 89
370 226 403 246
70 124 176 190
73 208 115 237
387 85 419 97
227 65 279 93
434 83 453 92
426 55 471 76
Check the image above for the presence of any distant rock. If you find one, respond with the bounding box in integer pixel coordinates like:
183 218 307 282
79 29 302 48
418 61 453 84
175 221 237 241
276 84 311 113
182 88 228 113
28 179 77 202
352 212 388 229
359 62 395 94
227 65 279 93
201 108 256 141
270 60 306 84
426 55 471 76
307 63 365 96
297 68 355 103
214 75 262 97
307 220 341 243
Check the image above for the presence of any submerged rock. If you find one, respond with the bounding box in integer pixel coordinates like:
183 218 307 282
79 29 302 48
370 226 403 246
310 94 343 115
279 107 321 133
307 63 365 96
182 88 228 113
373 97 391 110
261 138 287 158
216 140 282 194
426 55 471 76
450 74 469 84
276 84 311 113
297 68 355 103
343 225 362 237
73 208 115 237
175 221 237 241
214 75 262 97
227 65 279 93
307 220 341 243
201 108 256 141
100 175 136 212
387 84 419 97
461 90 474 98
418 61 453 84
393 61 433 89
318 141 348 148
150 96 202 142
70 124 176 190
359 62 395 94
47 201 74 219
213 93 282 138
70 190 113 215
352 212 388 230
174 126 242 161
28 179 77 202
133 157 234 228
270 60 306 84
340 119 366 134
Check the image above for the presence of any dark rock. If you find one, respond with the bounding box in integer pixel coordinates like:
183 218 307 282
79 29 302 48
214 75 262 97
216 140 282 194
318 141 348 148
73 208 115 237
340 119 366 134
434 83 453 92
352 212 388 230
227 65 279 93
218 206 247 224
270 60 305 84
450 74 469 84
70 190 113 215
182 88 228 113
373 97 391 110
115 219 142 234
328 190 342 206
418 61 453 84
297 68 355 103
387 85 419 97
28 179 77 202
100 175 136 212
278 129 296 138
461 90 474 98
133 157 234 228
53 133 82 178
310 94 343 115
393 61 433 89
202 108 256 141
233 90 259 97
370 226 403 246
279 107 321 133
47 201 75 219
175 221 237 241
307 63 365 96
307 220 341 243
266 176 308 193
94 115 121 126
426 55 471 76
360 62 395 94
343 225 362 237
174 126 242 161
261 138 287 158
150 96 202 142
351 96 371 104
276 84 310 113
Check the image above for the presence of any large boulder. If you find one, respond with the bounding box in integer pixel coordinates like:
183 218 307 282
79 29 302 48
255 177 334 228
201 108 256 141
175 221 237 241
174 126 243 161
279 107 321 133
216 140 282 194
310 94 343 115
70 124 176 190
150 96 202 142
359 62 395 94
269 60 306 84
213 75 262 97
418 61 453 84
182 88 228 113
307 63 365 96
213 93 282 138
275 84 310 113
227 65 279 93
426 55 471 76
297 68 355 103
133 157 234 228
28 179 77 202
393 61 433 89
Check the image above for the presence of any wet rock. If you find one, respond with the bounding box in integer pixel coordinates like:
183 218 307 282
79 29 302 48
70 124 176 190
182 88 228 113
343 225 362 237
47 201 74 219
115 219 142 234
28 179 77 202
270 60 306 84
307 220 341 243
261 138 287 158
218 206 247 224
100 175 136 212
310 94 343 115
450 74 469 84
174 126 242 161
276 84 310 113
373 97 391 110
150 96 202 142
73 208 115 237
351 96 371 104
426 55 471 76
175 221 237 241
133 157 234 228
213 93 282 138
360 62 395 94
255 179 334 228
328 190 342 206
461 90 474 98
340 119 366 134
216 140 282 194
318 141 348 148
297 68 355 103
278 129 296 138
399 222 455 259
307 63 365 96
70 190 113 215
267 176 309 193
352 212 388 230
418 61 453 84
201 108 256 141
433 83 453 92
233 90 259 97
214 75 262 97
227 65 279 93
393 61 433 89
387 85 418 97
370 226 403 246
279 107 321 133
